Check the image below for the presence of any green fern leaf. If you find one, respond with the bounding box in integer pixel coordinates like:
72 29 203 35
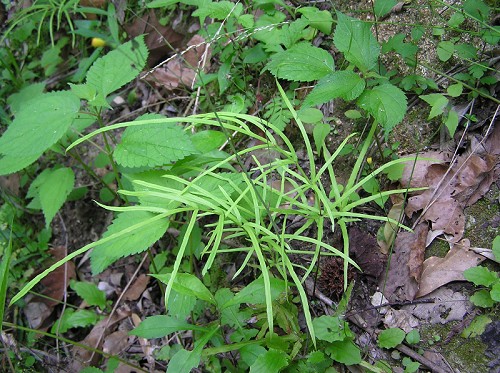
0 91 80 175
86 36 148 98
90 211 169 275
265 42 334 82
114 114 198 168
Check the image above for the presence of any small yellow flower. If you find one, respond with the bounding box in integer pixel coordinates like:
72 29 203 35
91 37 106 48
367 157 373 165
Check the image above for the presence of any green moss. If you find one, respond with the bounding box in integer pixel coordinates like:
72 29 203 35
464 184 500 249
420 322 490 372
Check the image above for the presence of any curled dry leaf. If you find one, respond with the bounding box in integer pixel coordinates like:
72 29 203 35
416 239 485 298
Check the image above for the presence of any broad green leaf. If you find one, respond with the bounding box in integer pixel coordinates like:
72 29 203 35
114 114 198 168
405 329 420 344
445 110 459 137
378 328 405 348
86 36 148 98
240 345 267 367
447 83 463 97
215 288 253 329
249 349 288 373
463 0 490 22
70 280 107 309
167 289 197 319
313 122 331 153
152 273 216 305
265 43 334 82
7 82 45 115
357 84 407 132
303 71 365 107
297 7 333 34
345 109 362 119
448 12 465 27
454 43 477 59
191 130 226 153
493 236 500 261
464 266 498 286
437 41 455 62
167 348 201 373
192 1 242 20
491 282 500 302
374 0 397 18
470 289 494 307
38 168 74 226
461 315 492 338
90 211 169 275
334 12 380 72
0 91 80 175
130 315 206 338
297 108 323 123
419 94 448 119
312 315 353 342
325 340 361 365
52 309 99 333
222 276 287 308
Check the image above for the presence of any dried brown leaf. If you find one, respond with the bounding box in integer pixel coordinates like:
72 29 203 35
382 223 428 302
103 330 133 355
123 274 149 301
350 227 386 279
416 239 485 298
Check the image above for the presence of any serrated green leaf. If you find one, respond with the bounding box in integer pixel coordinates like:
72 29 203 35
374 0 397 18
357 84 407 131
470 289 495 307
191 130 226 153
297 7 333 34
152 272 216 305
240 345 267 367
86 36 148 98
0 92 80 175
419 94 448 119
378 328 405 348
70 280 107 309
130 315 206 338
39 168 74 226
90 211 169 275
222 276 287 308
464 266 498 287
304 71 365 107
334 12 380 72
249 349 288 373
114 114 198 168
437 41 455 62
325 340 361 365
445 110 459 137
265 43 334 82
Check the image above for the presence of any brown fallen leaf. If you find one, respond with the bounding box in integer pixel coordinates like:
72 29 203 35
350 227 386 280
402 136 499 243
381 223 428 302
24 246 76 329
122 274 149 301
416 239 485 298
148 34 211 90
69 305 131 371
103 330 133 355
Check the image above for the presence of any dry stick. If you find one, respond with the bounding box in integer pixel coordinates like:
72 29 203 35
87 252 149 364
412 103 500 230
